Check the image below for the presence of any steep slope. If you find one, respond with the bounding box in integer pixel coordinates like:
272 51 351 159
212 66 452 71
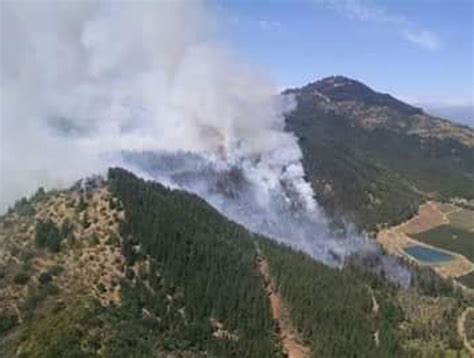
284 76 474 231
0 168 471 357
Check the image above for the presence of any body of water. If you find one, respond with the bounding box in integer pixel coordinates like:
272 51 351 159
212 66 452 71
404 245 454 263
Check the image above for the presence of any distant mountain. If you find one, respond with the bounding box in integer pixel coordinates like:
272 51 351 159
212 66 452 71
284 76 474 231
1 169 470 357
422 104 474 129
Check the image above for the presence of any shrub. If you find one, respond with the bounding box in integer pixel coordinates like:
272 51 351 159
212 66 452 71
21 249 35 263
0 313 18 333
22 260 33 271
60 218 73 238
76 196 87 213
97 283 107 293
90 234 100 246
14 271 30 285
106 234 120 247
47 265 64 276
42 283 59 296
125 268 135 280
38 272 53 285
13 197 36 216
31 187 46 202
35 219 63 253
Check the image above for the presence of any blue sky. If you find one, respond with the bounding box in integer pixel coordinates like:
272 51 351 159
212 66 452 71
217 0 473 106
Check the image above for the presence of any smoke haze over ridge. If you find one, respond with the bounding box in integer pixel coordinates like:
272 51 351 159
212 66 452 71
1 1 410 284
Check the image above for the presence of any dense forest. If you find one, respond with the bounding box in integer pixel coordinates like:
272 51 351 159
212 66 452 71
107 168 280 357
259 239 403 357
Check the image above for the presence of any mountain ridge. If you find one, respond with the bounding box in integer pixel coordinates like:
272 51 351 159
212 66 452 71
284 75 474 231
286 75 424 116
285 75 474 148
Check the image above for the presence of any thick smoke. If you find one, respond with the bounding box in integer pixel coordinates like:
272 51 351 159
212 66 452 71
124 150 411 286
1 1 410 285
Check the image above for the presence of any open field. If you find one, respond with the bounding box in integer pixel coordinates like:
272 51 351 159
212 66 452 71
448 209 474 232
401 201 447 234
410 225 474 262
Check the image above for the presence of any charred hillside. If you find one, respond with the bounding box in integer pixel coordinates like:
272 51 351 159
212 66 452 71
284 76 474 231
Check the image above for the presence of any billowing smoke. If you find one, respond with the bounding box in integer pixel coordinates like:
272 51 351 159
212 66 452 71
1 1 410 285
123 150 411 286
1 1 314 210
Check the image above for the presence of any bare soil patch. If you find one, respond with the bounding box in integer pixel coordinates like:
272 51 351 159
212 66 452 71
367 285 379 346
402 201 446 235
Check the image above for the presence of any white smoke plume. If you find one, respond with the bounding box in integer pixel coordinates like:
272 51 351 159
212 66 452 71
1 1 410 285
1 0 313 211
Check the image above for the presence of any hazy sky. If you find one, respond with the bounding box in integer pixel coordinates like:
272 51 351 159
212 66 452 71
217 0 473 106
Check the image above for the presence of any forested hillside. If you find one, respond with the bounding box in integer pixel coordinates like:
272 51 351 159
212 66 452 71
0 169 471 357
284 76 474 232
260 240 471 357
107 168 280 357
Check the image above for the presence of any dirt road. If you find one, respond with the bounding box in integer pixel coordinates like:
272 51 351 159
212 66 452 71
367 285 379 346
256 253 310 358
458 307 474 356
